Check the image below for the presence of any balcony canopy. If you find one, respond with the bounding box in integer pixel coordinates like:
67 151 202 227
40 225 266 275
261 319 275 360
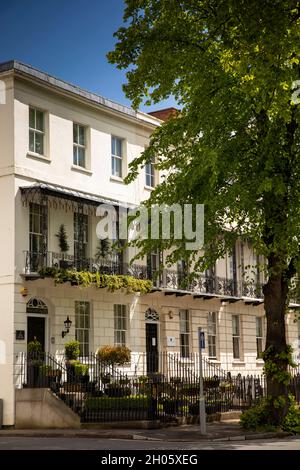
20 182 133 213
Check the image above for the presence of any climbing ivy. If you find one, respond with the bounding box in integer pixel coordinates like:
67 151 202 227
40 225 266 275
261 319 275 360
262 345 296 386
39 267 152 294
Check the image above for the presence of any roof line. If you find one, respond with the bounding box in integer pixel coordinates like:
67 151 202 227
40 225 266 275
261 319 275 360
0 60 160 125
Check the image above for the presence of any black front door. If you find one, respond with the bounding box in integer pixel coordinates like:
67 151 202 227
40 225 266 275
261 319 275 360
27 317 45 351
146 323 158 374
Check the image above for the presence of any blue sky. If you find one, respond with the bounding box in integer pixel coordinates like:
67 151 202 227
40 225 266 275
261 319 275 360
0 0 175 112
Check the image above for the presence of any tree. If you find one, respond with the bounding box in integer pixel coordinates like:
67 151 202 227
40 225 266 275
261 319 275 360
108 1 300 425
56 224 69 254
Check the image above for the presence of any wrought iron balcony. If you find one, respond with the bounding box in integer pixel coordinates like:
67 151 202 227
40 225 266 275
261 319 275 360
162 268 263 299
23 251 264 300
23 251 148 279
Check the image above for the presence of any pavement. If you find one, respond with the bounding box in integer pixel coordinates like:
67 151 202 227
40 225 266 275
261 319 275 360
0 420 292 442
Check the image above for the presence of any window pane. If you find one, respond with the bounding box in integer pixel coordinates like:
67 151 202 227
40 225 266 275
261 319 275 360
31 213 40 234
83 329 89 343
78 125 85 146
114 157 122 177
36 110 44 131
85 311 90 328
29 108 35 128
75 301 90 357
116 138 122 157
256 338 263 358
77 147 85 167
29 130 35 152
256 317 262 337
35 132 44 154
233 337 240 359
208 336 216 358
114 304 127 346
232 315 239 336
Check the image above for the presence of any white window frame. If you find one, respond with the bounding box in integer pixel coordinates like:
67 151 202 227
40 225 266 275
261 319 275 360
114 304 127 346
111 136 123 177
256 316 263 359
207 311 217 359
145 157 155 188
73 123 86 168
179 309 190 358
29 107 45 155
75 301 90 357
232 314 241 359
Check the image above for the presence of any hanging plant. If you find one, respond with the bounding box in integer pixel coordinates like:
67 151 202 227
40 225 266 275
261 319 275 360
38 267 152 293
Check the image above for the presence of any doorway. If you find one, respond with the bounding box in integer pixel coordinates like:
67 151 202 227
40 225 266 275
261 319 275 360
146 323 158 374
27 317 46 351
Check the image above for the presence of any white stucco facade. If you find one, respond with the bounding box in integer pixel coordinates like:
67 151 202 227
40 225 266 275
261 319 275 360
0 61 299 426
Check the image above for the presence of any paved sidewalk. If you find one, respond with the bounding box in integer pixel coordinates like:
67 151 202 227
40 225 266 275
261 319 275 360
0 420 291 442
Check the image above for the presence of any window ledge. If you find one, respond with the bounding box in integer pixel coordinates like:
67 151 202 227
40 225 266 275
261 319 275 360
71 164 92 175
27 152 50 163
256 359 264 364
144 185 154 191
110 175 124 183
207 359 221 364
232 360 245 365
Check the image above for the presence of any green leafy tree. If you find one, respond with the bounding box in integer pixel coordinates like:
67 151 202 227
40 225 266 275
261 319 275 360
108 1 300 425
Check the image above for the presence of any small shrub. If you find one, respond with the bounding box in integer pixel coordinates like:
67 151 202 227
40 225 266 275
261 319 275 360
240 401 272 430
27 338 42 355
282 397 300 434
97 345 131 366
65 340 80 360
73 361 89 376
240 397 299 432
84 395 150 411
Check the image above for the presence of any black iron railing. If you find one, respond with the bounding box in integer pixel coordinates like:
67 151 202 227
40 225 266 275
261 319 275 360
24 251 148 278
15 352 300 423
23 250 267 299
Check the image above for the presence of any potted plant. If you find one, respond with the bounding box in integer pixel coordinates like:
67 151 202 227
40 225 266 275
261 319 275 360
65 340 80 361
27 338 43 387
95 238 111 262
73 361 89 384
64 340 80 383
55 224 71 269
97 345 131 374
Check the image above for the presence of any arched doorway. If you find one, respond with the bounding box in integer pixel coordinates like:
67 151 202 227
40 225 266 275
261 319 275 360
145 308 160 374
26 298 48 351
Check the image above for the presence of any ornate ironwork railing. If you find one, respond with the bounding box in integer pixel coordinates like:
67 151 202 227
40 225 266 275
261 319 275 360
24 250 266 300
23 250 148 278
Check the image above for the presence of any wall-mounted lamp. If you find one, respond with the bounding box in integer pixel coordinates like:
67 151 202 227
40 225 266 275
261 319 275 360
62 316 72 338
168 310 174 319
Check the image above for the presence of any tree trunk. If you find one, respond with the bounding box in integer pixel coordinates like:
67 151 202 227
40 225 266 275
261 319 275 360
262 254 289 425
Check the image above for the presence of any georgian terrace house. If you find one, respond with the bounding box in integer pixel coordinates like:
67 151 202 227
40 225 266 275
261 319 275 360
0 61 299 426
